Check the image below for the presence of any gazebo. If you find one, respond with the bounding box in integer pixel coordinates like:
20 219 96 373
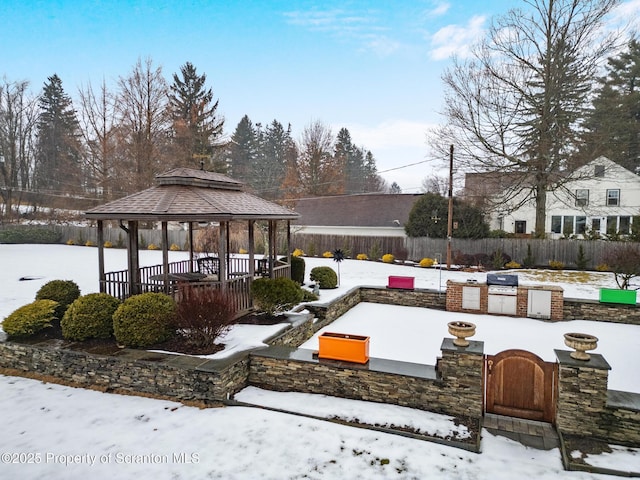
84 167 300 315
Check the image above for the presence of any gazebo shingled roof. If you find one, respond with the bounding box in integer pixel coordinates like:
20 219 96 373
85 167 299 222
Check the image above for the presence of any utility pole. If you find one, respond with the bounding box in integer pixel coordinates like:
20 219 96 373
447 145 453 270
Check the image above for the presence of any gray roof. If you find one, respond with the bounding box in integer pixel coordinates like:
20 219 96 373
293 194 421 227
85 168 299 222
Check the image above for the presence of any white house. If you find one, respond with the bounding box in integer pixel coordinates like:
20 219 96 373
465 157 640 238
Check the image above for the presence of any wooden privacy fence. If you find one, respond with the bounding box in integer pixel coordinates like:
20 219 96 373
1 225 636 269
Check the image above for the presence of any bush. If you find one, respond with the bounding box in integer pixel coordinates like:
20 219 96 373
522 244 536 268
419 257 435 268
251 277 304 315
35 280 81 318
322 251 334 258
85 240 95 247
0 227 62 244
173 286 237 349
382 253 395 263
575 244 590 270
491 250 511 269
292 248 305 257
596 263 611 272
61 293 121 341
103 241 113 248
170 243 181 251
310 266 338 289
66 239 76 245
113 293 176 348
356 253 368 261
505 260 521 269
290 255 306 285
2 300 58 337
603 244 640 289
148 243 160 250
548 260 565 270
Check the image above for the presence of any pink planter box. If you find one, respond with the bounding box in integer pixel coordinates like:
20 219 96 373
387 275 414 290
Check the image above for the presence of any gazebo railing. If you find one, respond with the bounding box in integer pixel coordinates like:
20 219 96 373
102 258 291 316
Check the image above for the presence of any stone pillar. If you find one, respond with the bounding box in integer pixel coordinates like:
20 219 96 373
555 349 611 438
438 338 485 418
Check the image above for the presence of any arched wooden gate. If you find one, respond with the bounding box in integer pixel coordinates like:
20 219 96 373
485 349 557 423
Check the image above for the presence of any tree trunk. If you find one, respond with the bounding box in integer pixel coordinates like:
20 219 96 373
535 184 547 238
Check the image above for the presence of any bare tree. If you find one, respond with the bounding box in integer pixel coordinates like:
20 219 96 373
434 0 621 237
116 57 171 192
78 79 119 199
296 120 341 197
0 78 38 219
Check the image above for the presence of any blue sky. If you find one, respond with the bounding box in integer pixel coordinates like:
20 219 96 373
2 0 639 192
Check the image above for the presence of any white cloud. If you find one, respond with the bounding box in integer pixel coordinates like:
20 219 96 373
428 1 450 17
429 15 487 60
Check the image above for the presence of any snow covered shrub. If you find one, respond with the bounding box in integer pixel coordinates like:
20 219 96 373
113 293 176 348
2 300 58 337
173 286 237 350
35 280 81 319
310 266 338 289
382 253 395 263
61 293 120 341
251 278 304 315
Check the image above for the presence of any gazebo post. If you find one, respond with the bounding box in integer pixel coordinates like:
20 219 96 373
97 220 105 293
161 221 170 294
127 220 140 295
219 221 228 287
248 220 255 277
188 222 195 272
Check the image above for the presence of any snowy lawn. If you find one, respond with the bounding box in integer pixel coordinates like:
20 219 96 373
1 244 639 478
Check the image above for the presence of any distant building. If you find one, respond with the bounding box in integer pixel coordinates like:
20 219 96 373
464 157 640 238
292 193 422 237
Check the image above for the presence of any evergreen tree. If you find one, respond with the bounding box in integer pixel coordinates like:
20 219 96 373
389 182 402 194
404 192 489 238
334 128 365 194
168 61 225 170
34 74 82 194
253 120 293 199
228 115 259 183
583 39 640 174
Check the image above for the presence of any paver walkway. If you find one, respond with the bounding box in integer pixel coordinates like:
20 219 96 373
483 413 560 450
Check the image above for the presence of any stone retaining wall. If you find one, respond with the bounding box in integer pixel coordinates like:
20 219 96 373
249 338 485 420
563 298 640 325
0 341 249 403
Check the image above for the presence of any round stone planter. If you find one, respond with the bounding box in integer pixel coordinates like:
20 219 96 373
447 321 476 347
564 332 599 361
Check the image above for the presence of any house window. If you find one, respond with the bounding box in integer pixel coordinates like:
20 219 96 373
619 216 631 234
607 216 617 234
563 216 574 235
591 218 601 235
607 189 620 206
595 165 605 177
576 216 586 234
514 221 526 234
575 189 589 207
551 216 562 234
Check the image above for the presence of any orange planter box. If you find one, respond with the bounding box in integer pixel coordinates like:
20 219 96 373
318 332 370 364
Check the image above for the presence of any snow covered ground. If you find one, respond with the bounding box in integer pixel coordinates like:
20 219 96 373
0 244 638 478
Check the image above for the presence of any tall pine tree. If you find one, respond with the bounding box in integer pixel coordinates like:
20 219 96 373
168 62 225 171
35 74 82 194
228 115 259 183
584 39 640 174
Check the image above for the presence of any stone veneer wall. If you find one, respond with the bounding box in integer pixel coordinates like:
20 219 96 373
249 339 485 420
555 350 640 446
563 298 640 325
0 341 249 403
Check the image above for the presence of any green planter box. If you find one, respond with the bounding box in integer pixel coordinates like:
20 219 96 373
599 288 637 305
